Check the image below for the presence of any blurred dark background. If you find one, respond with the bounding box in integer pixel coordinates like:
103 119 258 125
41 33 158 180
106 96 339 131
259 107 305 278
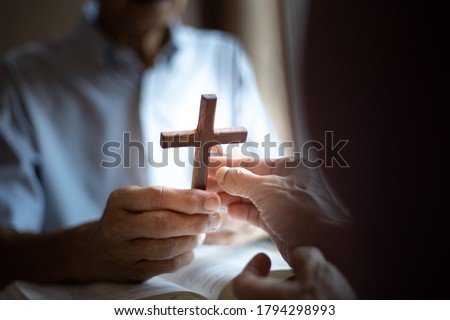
301 1 443 298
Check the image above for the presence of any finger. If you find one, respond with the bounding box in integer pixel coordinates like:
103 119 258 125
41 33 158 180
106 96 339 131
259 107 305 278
121 210 222 239
209 156 296 179
129 250 195 282
112 186 220 214
233 254 299 299
242 253 272 276
214 211 250 232
210 145 221 155
208 156 255 173
204 230 238 245
124 235 201 261
289 247 357 299
206 175 221 192
209 156 274 177
227 203 265 229
218 192 252 207
234 271 299 299
290 247 327 277
216 167 268 199
208 156 287 193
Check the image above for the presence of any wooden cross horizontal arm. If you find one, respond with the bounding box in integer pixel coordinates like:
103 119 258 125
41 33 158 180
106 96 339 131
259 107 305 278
160 94 248 190
160 127 247 149
160 130 197 148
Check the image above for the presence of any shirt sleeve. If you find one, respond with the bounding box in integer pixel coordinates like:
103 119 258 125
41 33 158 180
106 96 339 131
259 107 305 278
0 62 45 232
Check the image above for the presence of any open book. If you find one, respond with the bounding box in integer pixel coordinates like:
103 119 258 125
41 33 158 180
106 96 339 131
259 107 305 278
0 242 292 300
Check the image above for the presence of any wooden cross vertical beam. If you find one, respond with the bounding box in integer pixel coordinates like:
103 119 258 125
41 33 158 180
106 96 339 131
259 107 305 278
160 94 248 189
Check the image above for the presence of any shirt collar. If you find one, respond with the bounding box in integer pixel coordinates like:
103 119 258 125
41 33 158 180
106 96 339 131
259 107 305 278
75 1 182 71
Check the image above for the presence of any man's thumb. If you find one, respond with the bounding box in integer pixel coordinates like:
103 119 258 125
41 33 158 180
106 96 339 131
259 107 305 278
216 166 263 198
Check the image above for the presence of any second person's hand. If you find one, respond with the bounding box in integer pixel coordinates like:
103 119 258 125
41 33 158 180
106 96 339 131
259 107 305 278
210 157 353 265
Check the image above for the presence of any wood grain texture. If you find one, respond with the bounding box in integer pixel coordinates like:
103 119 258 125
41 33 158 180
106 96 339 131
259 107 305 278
160 94 247 189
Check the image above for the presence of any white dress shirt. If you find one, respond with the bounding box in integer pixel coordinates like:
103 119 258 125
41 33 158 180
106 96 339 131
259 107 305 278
0 18 276 232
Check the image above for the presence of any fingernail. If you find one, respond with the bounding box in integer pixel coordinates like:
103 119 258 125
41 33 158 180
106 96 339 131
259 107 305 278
197 233 206 246
209 213 222 231
217 167 230 185
204 197 220 211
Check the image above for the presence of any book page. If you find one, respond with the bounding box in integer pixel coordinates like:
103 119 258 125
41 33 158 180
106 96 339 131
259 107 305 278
3 241 291 300
160 242 291 299
9 276 203 300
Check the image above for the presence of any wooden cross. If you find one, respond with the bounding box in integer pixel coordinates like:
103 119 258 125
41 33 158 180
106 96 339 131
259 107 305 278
160 94 247 190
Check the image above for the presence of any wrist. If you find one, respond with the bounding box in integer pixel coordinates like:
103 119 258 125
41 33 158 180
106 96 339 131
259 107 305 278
62 222 97 282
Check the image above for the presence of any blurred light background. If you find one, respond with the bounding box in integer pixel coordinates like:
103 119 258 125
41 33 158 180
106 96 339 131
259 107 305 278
0 0 311 146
